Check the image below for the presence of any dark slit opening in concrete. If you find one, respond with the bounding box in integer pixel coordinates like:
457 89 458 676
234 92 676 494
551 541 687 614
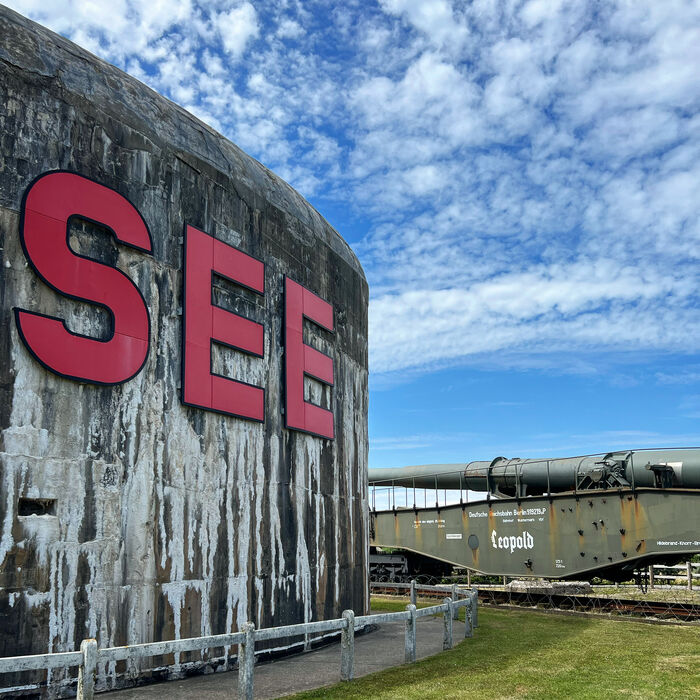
18 498 57 516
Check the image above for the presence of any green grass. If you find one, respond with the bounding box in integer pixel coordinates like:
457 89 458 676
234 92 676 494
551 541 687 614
370 594 471 620
289 597 700 700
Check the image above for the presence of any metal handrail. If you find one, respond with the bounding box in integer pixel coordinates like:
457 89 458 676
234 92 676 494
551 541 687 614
368 447 686 511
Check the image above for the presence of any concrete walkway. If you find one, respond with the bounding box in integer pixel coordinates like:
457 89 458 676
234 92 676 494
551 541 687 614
105 615 467 699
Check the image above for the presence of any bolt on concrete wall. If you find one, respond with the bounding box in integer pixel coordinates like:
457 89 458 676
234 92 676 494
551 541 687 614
0 6 368 695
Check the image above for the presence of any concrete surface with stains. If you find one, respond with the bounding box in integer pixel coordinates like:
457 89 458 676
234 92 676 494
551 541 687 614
0 5 368 696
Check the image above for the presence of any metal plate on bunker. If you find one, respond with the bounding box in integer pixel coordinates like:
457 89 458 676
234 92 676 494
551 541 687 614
468 534 479 550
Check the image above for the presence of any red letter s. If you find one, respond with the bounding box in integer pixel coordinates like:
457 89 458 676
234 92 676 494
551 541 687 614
14 171 152 384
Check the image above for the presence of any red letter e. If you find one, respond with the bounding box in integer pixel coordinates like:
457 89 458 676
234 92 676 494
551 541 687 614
182 225 265 421
284 278 334 439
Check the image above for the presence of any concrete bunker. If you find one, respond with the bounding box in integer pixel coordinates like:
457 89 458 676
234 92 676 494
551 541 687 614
0 6 368 695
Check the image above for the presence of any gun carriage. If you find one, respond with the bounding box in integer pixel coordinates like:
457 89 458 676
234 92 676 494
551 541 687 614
369 448 700 581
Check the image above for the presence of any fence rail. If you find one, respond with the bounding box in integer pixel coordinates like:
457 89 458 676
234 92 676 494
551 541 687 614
0 583 478 700
649 562 699 590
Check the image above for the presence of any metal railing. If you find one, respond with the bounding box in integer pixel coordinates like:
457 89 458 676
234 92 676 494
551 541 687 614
369 447 700 510
370 468 469 512
0 583 478 700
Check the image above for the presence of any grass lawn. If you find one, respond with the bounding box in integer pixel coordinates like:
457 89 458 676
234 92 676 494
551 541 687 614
289 596 700 700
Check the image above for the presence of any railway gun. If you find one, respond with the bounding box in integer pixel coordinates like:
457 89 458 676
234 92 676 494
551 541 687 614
368 448 700 582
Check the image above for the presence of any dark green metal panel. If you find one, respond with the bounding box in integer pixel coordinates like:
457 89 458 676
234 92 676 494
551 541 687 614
371 488 700 579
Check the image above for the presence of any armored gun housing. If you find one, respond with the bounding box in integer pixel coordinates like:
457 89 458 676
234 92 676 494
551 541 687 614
369 448 700 581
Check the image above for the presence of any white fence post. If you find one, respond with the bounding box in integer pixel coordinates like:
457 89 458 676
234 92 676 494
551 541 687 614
471 589 478 628
688 561 693 591
238 623 255 700
410 579 416 607
404 604 417 663
77 639 97 700
340 610 355 681
464 600 473 638
451 584 459 620
443 597 453 650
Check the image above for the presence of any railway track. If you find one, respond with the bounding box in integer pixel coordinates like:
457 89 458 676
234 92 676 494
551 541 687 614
372 585 700 622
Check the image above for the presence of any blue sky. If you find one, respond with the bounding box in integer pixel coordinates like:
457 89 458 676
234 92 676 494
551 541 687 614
9 0 700 468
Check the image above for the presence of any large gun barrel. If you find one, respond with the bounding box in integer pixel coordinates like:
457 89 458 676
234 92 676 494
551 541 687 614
368 448 700 497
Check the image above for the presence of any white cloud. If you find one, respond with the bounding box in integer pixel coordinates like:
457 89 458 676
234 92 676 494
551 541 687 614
276 18 303 40
656 368 700 385
369 259 699 374
379 0 469 50
5 0 700 383
7 0 200 59
215 3 259 56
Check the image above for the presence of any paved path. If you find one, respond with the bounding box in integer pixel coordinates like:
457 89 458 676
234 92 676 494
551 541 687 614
105 615 467 699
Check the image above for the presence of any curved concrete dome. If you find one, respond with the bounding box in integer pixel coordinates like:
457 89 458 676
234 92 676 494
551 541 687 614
0 6 368 693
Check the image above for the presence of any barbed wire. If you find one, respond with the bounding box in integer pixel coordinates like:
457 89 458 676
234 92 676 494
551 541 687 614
371 562 700 624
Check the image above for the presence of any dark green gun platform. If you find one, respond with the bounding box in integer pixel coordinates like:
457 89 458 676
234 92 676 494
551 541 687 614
369 449 700 580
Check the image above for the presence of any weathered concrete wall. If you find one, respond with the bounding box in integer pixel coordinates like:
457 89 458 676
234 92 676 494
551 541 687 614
0 6 368 695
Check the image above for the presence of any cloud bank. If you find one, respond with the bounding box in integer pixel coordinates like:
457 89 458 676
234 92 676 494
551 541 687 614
7 0 700 380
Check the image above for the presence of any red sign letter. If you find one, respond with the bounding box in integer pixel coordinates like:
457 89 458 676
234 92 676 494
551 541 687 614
14 171 152 384
182 225 265 421
284 277 334 439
